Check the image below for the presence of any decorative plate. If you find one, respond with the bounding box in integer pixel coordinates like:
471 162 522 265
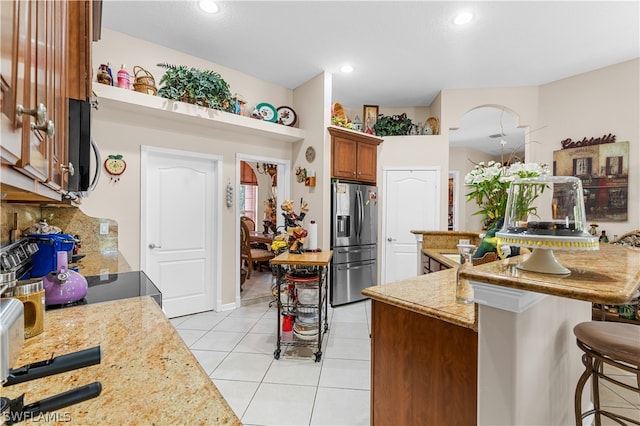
256 102 277 122
277 106 297 126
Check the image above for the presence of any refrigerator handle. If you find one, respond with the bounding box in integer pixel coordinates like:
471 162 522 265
360 190 365 238
357 189 364 239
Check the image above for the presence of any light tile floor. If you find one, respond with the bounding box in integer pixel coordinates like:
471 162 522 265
172 298 639 426
172 297 372 426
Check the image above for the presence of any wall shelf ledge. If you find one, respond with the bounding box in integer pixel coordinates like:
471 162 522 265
92 83 305 143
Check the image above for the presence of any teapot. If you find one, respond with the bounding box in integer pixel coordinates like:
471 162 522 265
42 251 88 305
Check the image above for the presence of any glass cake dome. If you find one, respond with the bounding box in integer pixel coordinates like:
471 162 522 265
496 175 598 274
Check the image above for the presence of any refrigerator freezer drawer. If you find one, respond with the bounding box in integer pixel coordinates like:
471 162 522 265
332 245 376 264
330 259 377 306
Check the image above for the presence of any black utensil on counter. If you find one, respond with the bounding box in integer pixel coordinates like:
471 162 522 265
3 346 102 386
1 382 102 425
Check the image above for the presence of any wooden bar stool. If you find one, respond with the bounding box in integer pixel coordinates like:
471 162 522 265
573 321 640 426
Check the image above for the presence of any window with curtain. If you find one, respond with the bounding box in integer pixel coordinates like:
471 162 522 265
240 161 258 221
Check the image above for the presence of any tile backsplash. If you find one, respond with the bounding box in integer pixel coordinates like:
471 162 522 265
1 203 118 252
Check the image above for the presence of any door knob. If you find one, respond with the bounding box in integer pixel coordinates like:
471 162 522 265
148 243 161 249
17 103 47 124
387 237 396 242
31 120 55 138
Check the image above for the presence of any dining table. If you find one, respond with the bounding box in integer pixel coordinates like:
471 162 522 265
249 230 275 245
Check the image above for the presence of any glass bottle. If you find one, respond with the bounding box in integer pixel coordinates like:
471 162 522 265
456 244 476 304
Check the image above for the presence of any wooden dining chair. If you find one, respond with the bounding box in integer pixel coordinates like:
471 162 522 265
240 220 274 279
241 216 256 231
242 215 269 249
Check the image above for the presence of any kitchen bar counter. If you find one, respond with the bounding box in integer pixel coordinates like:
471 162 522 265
461 243 639 425
461 243 640 305
363 243 640 425
4 297 240 425
362 268 476 330
363 266 478 424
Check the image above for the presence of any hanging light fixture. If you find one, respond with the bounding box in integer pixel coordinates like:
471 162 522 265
256 163 278 178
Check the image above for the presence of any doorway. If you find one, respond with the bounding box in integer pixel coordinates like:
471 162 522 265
236 154 291 305
382 167 440 284
141 146 222 317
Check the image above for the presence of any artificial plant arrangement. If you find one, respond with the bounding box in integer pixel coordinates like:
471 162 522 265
156 63 235 112
372 112 414 136
464 160 550 258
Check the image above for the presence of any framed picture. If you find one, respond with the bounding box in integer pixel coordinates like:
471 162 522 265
363 105 379 131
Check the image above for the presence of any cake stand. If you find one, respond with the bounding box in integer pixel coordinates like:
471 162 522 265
496 232 598 274
496 175 599 275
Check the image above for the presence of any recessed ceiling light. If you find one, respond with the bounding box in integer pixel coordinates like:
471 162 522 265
454 12 473 25
340 64 354 73
199 0 219 14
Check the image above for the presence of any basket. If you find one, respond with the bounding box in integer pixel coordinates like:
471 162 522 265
132 66 157 96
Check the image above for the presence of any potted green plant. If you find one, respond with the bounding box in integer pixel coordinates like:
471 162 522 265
156 63 234 112
372 112 413 136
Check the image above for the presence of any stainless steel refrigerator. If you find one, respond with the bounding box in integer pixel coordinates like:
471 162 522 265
330 181 378 306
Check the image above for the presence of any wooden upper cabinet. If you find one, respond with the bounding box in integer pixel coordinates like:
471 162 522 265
18 0 52 182
47 0 68 190
1 0 91 196
329 126 383 185
67 0 93 101
0 0 28 165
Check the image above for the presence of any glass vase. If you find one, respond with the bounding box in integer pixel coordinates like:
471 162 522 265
456 244 476 304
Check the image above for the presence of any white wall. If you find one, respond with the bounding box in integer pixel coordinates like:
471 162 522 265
94 29 292 115
291 72 332 252
537 59 640 238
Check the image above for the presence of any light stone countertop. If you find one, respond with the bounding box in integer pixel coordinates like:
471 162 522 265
460 243 640 305
362 268 478 331
422 248 460 269
4 297 241 425
73 251 132 276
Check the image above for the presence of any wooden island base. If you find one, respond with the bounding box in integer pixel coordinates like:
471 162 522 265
371 300 477 425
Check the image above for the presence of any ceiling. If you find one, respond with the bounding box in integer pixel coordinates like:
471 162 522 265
101 1 639 156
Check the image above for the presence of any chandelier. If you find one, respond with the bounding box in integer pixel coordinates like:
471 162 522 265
256 163 277 177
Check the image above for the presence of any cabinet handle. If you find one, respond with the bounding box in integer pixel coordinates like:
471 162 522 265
61 162 75 176
352 171 356 175
31 120 55 138
17 103 47 124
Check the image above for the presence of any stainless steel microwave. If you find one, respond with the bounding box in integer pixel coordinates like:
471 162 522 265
67 99 100 198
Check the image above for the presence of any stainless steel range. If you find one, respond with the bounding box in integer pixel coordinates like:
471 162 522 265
0 240 39 284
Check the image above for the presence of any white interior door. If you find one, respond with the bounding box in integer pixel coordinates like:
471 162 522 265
383 168 440 284
142 147 220 318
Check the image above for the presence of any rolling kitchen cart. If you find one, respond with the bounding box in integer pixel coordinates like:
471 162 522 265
271 250 333 362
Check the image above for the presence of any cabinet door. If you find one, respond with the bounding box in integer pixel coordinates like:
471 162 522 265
331 136 357 180
356 141 377 183
45 0 67 190
0 0 28 165
17 0 51 182
67 0 91 101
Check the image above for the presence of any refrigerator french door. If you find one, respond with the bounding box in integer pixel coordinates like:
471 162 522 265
330 181 378 306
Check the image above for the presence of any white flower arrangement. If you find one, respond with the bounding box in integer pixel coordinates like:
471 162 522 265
465 161 550 229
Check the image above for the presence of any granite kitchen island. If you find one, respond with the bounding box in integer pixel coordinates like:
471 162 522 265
363 243 640 426
3 297 240 425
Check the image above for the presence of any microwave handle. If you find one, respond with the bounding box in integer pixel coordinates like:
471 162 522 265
88 138 101 192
